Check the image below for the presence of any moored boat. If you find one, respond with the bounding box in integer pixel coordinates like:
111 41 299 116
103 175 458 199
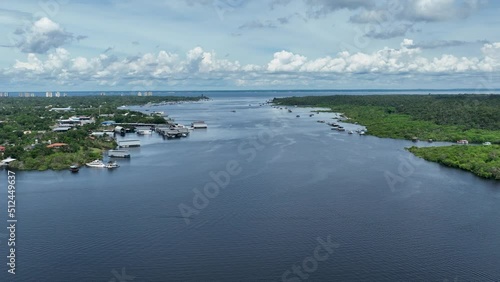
69 165 79 172
106 161 119 169
86 160 106 168
136 129 152 135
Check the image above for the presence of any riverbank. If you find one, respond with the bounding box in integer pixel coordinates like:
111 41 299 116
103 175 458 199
273 94 500 180
0 95 205 170
408 145 500 180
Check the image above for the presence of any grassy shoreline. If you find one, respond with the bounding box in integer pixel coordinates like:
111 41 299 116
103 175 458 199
408 145 500 180
273 94 500 180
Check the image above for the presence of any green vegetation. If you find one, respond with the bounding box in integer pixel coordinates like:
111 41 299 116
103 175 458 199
0 95 203 170
274 94 500 180
274 94 500 143
408 145 500 180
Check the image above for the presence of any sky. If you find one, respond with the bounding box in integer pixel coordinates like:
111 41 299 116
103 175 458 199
1 0 500 91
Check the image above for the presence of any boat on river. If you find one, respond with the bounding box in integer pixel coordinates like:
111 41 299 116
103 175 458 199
105 161 119 169
69 165 79 172
86 160 106 168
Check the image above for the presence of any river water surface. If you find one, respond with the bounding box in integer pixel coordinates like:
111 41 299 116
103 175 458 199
1 94 499 281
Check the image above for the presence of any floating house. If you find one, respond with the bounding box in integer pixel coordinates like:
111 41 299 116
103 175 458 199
136 127 153 135
191 121 208 129
117 140 140 148
108 149 131 158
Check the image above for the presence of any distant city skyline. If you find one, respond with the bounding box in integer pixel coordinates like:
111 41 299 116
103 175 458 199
1 0 500 91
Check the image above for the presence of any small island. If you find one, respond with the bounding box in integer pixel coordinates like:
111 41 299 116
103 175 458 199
274 94 500 180
0 94 205 171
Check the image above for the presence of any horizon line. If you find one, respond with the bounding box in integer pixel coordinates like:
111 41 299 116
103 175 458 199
2 88 500 93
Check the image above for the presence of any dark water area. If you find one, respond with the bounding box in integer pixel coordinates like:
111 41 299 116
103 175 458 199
1 95 499 281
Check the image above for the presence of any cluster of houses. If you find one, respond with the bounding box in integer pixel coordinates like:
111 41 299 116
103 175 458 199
53 116 95 132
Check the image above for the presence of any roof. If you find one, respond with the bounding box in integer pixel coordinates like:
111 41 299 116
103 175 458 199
0 146 5 151
47 143 68 148
53 127 71 132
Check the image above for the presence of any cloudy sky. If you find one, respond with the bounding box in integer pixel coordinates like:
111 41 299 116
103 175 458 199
1 0 500 91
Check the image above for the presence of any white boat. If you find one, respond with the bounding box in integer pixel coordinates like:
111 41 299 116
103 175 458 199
136 129 152 135
86 160 106 168
105 161 119 169
151 111 164 116
348 131 353 134
0 157 16 167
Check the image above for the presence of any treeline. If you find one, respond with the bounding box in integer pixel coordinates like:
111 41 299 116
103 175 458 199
274 94 500 143
408 145 500 180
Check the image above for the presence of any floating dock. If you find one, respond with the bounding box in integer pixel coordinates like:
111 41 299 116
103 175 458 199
117 139 140 148
108 149 131 158
191 121 207 129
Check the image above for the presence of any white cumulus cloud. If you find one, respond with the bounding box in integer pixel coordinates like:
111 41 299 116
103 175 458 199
4 39 500 88
13 17 75 54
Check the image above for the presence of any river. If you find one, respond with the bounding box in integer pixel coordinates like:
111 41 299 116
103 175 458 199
1 94 499 281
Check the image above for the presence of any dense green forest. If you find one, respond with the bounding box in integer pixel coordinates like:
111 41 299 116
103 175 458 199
0 95 203 170
274 94 500 180
408 145 500 180
274 94 500 143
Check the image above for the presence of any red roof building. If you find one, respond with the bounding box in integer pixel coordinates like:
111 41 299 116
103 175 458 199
46 143 68 148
